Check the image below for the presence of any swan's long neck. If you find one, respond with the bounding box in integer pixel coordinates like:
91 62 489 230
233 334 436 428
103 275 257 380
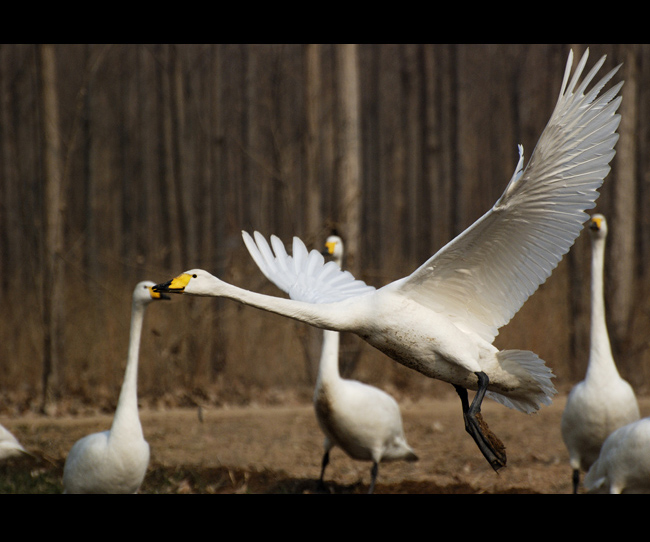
203 276 356 332
315 249 346 389
316 330 342 391
586 233 619 381
110 299 146 441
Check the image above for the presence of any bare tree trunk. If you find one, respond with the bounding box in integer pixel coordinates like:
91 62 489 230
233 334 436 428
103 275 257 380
166 44 189 270
37 44 65 413
609 45 638 375
298 44 325 383
402 44 423 265
155 45 182 272
335 44 362 278
426 44 456 254
335 44 364 378
0 47 19 293
207 44 227 378
304 44 323 239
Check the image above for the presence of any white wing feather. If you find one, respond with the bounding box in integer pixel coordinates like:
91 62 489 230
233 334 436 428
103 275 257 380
242 231 376 303
392 48 623 343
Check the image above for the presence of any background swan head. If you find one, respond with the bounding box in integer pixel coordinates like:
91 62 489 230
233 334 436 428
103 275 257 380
323 233 344 266
589 213 607 239
136 280 171 303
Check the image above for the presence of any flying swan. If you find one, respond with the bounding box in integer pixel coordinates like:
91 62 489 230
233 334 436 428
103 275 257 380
154 49 623 471
315 233 418 493
561 214 639 493
62 281 169 493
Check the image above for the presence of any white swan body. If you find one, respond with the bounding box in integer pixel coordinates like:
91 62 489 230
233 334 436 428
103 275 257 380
0 424 29 460
583 417 650 494
62 281 168 494
561 214 640 493
315 235 417 493
155 49 623 470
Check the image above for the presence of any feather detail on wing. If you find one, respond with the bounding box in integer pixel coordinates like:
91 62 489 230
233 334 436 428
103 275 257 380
242 231 376 303
393 48 623 343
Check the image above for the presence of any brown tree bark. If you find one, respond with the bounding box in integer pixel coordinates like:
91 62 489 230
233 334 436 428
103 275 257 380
336 44 362 276
37 44 65 413
609 45 638 376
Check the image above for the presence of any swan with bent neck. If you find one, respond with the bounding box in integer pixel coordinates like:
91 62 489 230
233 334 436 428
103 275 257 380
584 416 650 494
154 49 624 471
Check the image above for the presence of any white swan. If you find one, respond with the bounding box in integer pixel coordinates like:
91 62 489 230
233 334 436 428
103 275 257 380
561 214 640 493
62 281 169 493
314 233 417 493
154 49 623 471
583 417 650 494
0 424 29 460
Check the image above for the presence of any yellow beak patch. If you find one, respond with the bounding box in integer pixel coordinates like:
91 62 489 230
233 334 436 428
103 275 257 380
152 273 193 294
590 216 602 230
325 241 336 255
168 273 193 291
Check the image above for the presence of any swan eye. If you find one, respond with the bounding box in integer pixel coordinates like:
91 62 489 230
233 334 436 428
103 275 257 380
192 274 197 278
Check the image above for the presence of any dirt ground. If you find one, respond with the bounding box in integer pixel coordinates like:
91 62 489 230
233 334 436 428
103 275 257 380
3 392 649 494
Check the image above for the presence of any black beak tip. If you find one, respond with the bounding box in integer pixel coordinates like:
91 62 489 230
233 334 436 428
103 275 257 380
153 280 171 293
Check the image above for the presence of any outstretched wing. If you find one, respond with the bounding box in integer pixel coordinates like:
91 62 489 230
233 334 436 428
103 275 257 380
242 231 376 303
394 49 623 343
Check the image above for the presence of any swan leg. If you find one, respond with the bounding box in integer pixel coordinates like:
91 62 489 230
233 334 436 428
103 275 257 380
572 469 580 494
317 450 330 491
368 461 378 494
454 371 507 472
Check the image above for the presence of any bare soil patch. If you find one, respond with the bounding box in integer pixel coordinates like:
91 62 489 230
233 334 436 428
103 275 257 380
3 393 648 493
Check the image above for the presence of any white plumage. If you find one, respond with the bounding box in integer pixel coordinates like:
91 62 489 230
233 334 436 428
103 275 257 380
0 424 29 460
583 417 650 494
154 49 623 470
315 234 417 493
62 281 169 494
561 214 640 493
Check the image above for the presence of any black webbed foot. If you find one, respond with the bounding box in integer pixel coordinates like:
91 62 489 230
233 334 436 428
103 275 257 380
454 371 507 471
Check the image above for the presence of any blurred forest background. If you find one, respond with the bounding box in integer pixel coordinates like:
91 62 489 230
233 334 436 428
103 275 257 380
1 43 650 416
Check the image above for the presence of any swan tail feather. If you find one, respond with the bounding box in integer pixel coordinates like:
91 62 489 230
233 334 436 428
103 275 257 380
486 349 556 414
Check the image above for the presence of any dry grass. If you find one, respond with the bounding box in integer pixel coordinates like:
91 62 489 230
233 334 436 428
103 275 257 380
2 256 650 417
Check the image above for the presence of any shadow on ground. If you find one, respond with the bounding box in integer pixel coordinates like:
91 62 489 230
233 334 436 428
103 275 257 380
0 456 540 494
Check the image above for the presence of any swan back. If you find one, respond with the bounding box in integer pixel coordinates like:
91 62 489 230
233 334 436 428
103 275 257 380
584 417 650 493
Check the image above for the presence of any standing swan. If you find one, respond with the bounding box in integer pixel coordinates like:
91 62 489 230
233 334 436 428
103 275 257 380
315 234 417 493
583 417 650 494
63 281 169 493
154 49 623 471
561 214 639 493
